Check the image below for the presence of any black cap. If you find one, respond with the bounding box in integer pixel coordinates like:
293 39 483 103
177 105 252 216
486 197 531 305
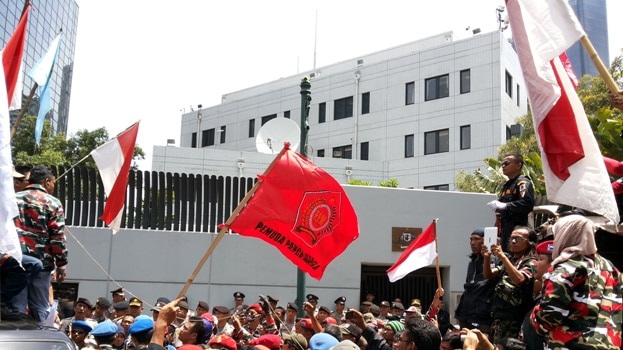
76 297 93 309
156 297 171 305
233 292 245 299
197 301 209 310
113 301 129 310
267 295 279 304
380 301 390 307
362 301 372 306
391 302 404 310
306 294 319 302
319 305 331 314
334 296 346 304
110 287 124 296
213 306 230 314
178 301 189 310
129 297 143 307
472 228 485 237
96 297 111 309
287 302 298 312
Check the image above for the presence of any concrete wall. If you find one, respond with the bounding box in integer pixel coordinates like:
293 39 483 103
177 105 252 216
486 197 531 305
64 185 496 317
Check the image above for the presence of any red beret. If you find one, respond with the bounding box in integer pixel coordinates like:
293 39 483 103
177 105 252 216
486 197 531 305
536 240 554 255
247 303 264 314
209 335 237 350
299 318 314 330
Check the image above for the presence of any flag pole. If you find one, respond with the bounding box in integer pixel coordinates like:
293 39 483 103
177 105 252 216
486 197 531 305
9 83 37 139
579 35 619 93
55 152 92 181
433 218 442 289
176 144 291 298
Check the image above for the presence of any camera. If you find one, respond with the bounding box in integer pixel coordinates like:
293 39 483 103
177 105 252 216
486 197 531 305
345 311 354 319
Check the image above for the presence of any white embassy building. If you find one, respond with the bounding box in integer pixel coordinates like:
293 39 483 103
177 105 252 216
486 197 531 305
154 29 527 189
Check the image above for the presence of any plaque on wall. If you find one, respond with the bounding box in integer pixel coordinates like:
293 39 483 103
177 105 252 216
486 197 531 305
391 227 422 251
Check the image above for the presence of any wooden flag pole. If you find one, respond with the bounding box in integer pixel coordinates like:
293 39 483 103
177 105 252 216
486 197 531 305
433 218 442 290
176 144 291 298
9 83 37 139
580 35 619 94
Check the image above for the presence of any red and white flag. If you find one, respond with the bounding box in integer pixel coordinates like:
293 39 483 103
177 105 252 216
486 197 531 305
0 40 22 263
226 144 359 280
91 122 139 233
387 220 437 283
1 4 29 110
507 0 619 224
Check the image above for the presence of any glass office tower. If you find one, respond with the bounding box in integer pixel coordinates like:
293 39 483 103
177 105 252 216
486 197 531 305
0 0 79 135
567 0 609 78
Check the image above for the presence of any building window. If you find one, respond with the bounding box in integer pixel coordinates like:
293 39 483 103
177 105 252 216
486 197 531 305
425 74 449 101
319 102 326 123
248 119 255 138
202 128 215 147
191 132 197 148
516 84 520 106
317 149 325 157
424 129 449 155
360 142 369 160
261 114 277 126
424 184 449 191
460 125 471 150
220 125 226 144
284 110 290 119
505 70 513 98
361 92 370 114
405 134 414 158
460 69 470 94
332 145 352 159
405 82 415 105
334 96 353 120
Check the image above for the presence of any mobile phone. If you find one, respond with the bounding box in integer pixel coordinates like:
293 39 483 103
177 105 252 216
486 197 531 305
345 311 354 319
484 227 497 249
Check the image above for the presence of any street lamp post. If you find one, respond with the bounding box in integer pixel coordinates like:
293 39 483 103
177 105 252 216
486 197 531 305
196 104 203 148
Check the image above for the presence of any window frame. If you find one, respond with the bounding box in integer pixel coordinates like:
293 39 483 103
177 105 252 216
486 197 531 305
460 69 470 94
334 96 354 120
424 128 449 155
425 74 450 101
405 82 415 105
405 134 415 158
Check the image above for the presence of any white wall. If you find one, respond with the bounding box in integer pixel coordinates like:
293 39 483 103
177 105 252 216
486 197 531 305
65 185 496 317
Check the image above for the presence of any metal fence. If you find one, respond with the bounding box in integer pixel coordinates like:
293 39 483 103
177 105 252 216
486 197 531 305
55 167 256 232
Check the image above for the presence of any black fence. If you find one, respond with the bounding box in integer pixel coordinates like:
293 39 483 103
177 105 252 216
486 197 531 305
54 167 256 232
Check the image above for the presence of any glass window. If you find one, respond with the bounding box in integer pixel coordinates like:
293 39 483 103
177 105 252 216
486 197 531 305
424 184 449 191
334 96 353 120
424 129 449 155
191 132 197 148
460 125 471 150
425 74 449 101
516 84 520 106
261 114 277 126
220 125 226 144
405 82 415 105
405 134 414 158
248 119 255 138
332 145 352 159
284 110 290 119
317 149 325 157
319 102 326 123
460 69 470 94
360 141 369 160
361 92 370 114
202 128 215 147
505 70 513 98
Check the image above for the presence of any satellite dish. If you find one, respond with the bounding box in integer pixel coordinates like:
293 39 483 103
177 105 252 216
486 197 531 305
256 118 300 154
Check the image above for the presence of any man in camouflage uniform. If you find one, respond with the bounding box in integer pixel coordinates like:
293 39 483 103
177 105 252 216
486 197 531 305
483 226 538 343
12 165 67 322
531 215 622 349
488 153 535 252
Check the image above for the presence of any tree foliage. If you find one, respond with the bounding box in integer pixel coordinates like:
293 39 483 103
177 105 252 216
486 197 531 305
455 52 623 197
12 115 146 170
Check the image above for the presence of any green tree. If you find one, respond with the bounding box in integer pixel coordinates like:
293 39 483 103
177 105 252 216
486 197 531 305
12 115 146 169
378 178 399 188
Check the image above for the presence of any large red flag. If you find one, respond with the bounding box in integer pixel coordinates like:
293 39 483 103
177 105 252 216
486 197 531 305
91 122 139 233
2 4 29 109
227 144 359 280
507 0 618 224
386 220 437 283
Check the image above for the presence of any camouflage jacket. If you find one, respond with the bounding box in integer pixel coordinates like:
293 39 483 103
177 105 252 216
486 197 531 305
531 254 623 349
14 184 67 271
